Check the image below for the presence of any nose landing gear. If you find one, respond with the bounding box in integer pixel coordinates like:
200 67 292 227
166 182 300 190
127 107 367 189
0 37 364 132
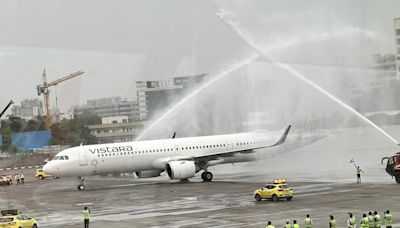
77 177 85 190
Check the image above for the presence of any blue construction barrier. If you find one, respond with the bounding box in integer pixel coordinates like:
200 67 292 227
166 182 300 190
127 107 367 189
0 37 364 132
11 130 51 150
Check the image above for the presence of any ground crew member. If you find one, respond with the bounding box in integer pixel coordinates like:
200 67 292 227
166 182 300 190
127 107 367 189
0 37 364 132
82 206 90 228
14 174 20 185
347 213 356 228
369 212 375 228
266 221 275 228
356 165 364 183
305 214 312 228
329 215 337 228
384 210 392 228
360 213 370 228
20 173 24 184
285 220 291 228
293 220 299 228
374 211 381 228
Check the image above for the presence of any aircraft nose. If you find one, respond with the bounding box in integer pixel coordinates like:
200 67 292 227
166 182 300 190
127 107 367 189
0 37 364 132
43 162 56 175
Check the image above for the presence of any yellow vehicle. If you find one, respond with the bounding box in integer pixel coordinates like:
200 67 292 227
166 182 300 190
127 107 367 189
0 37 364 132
0 210 38 228
254 179 294 202
35 169 52 180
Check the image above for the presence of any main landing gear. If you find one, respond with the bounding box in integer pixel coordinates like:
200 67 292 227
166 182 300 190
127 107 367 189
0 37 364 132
77 177 85 191
201 171 213 182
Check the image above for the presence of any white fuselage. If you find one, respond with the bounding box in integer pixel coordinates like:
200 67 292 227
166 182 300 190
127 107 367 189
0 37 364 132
43 131 279 178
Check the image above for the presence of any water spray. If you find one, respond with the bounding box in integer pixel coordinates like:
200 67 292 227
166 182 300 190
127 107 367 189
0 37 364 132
217 10 400 147
135 53 260 141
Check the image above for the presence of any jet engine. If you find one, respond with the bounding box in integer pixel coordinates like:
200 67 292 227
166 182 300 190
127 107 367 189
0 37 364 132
135 170 162 178
166 160 196 179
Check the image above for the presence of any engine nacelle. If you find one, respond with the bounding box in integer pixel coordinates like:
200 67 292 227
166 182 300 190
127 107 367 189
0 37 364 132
166 161 196 179
135 170 162 178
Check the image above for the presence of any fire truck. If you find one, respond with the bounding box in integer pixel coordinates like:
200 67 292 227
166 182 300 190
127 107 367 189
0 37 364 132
381 152 400 183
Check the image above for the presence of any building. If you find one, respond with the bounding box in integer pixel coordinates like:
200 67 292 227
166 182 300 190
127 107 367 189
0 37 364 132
395 17 400 79
73 97 140 121
136 74 208 120
87 116 146 143
11 98 43 119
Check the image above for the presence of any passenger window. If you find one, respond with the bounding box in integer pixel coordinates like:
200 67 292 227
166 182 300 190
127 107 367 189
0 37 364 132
59 156 65 160
64 156 69 160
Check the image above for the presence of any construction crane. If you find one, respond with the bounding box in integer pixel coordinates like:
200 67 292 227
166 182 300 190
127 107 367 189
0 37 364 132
37 69 84 129
0 100 14 119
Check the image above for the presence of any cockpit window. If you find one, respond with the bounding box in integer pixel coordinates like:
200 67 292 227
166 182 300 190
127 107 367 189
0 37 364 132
52 155 69 160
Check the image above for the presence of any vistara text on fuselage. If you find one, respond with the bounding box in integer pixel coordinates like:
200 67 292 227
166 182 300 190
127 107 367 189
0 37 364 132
43 125 291 190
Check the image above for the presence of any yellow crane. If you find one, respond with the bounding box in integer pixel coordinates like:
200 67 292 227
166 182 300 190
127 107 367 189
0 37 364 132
37 69 84 129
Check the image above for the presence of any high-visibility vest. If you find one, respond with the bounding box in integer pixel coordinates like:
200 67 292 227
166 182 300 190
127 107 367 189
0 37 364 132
348 216 356 228
330 219 336 228
285 224 291 228
20 174 24 179
83 209 90 220
384 213 392 226
266 225 274 228
375 214 381 227
368 215 375 228
293 224 299 228
357 167 362 174
361 217 369 228
305 218 312 228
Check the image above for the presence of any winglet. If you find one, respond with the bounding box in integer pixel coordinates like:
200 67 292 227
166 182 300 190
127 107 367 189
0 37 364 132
271 125 291 146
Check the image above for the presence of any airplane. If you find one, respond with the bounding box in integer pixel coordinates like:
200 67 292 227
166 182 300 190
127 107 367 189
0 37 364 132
43 125 291 190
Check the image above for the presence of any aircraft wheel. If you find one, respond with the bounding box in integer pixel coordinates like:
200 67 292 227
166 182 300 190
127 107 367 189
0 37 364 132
202 171 213 182
77 184 85 191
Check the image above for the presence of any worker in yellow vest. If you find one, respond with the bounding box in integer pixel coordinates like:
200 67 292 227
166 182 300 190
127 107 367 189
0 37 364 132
347 213 356 228
304 214 312 228
384 210 392 228
265 221 275 228
14 174 20 185
20 173 24 184
374 211 381 228
329 215 337 228
360 213 370 228
369 212 375 228
293 220 299 228
284 220 291 228
82 206 90 228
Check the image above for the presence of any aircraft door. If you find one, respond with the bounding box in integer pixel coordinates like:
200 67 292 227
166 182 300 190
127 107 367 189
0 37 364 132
77 149 88 166
226 140 234 151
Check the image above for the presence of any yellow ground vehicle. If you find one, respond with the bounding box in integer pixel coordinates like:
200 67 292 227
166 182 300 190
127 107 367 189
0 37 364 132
254 179 294 202
35 169 52 180
0 210 38 228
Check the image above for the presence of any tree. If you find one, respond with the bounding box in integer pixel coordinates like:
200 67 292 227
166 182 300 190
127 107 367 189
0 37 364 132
50 113 100 146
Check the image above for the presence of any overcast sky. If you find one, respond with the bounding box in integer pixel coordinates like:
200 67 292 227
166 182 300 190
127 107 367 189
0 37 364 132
1 0 400 115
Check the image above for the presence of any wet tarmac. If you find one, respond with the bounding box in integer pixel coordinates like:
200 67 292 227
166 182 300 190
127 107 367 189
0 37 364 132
1 168 400 228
